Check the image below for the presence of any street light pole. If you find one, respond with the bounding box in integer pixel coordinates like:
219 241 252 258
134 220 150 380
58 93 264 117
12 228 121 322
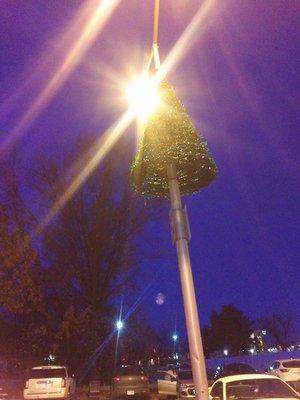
172 333 178 361
167 163 209 400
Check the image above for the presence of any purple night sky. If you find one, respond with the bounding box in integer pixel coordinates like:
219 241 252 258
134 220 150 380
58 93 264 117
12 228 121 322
1 1 299 340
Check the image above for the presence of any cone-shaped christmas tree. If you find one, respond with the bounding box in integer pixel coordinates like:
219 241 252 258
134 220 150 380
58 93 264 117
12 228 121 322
131 80 217 197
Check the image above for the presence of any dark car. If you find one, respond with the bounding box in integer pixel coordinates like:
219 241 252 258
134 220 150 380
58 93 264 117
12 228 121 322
111 366 150 400
214 363 256 380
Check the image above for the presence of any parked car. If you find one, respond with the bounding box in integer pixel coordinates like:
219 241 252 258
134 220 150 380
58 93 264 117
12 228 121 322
111 365 150 400
23 365 76 400
177 369 195 399
214 363 256 380
268 359 300 392
148 370 177 398
209 374 300 400
176 367 217 399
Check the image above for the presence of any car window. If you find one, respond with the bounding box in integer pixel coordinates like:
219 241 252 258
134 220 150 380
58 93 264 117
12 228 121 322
225 378 299 399
157 371 168 380
29 368 66 379
163 373 171 381
282 361 300 368
211 382 223 400
148 371 159 383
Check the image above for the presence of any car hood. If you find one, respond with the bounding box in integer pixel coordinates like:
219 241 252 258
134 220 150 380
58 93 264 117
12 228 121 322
208 396 298 400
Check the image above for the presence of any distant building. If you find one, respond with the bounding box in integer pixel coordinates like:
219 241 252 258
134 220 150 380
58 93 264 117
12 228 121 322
251 330 268 352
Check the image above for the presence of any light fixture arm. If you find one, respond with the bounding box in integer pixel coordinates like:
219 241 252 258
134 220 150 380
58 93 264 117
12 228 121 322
147 0 161 72
153 0 160 44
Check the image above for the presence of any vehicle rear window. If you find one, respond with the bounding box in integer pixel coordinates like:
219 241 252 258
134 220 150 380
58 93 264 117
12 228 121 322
117 367 144 376
30 368 66 379
178 370 193 380
282 361 300 368
226 378 299 399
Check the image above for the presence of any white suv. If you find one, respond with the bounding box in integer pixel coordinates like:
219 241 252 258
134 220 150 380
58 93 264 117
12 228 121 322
268 359 300 391
24 365 76 399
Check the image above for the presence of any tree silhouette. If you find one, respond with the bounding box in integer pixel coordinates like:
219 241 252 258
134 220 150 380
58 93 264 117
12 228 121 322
0 205 51 365
27 132 160 374
208 305 252 356
0 132 162 374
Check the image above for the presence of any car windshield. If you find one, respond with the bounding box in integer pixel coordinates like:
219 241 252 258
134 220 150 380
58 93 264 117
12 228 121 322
178 370 193 380
282 361 300 368
226 378 299 399
30 368 66 379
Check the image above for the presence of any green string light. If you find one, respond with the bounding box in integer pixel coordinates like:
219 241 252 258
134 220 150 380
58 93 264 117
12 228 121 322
131 80 217 197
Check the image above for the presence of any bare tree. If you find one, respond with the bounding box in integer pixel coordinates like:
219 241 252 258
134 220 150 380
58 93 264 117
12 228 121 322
0 132 164 373
26 132 163 372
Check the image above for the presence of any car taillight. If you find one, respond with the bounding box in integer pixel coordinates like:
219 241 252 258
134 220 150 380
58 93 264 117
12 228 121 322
280 368 290 372
61 378 66 387
25 380 29 389
113 377 120 382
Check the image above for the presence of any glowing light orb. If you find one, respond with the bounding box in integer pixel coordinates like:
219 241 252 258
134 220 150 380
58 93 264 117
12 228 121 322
155 292 166 305
115 320 124 330
127 76 160 122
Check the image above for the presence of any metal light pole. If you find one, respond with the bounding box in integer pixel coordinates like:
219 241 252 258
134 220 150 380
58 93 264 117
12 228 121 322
130 3 216 397
168 163 208 400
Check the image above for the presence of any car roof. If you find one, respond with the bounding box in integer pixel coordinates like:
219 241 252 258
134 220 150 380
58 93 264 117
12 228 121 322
32 365 66 370
213 374 281 384
218 362 252 367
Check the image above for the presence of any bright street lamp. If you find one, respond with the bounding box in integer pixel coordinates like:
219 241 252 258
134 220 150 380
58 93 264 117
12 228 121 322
126 75 160 122
115 320 124 331
172 333 178 361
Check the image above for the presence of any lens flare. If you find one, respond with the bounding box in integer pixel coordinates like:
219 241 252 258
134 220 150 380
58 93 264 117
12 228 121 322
127 76 160 122
34 0 216 233
155 0 216 83
0 0 121 158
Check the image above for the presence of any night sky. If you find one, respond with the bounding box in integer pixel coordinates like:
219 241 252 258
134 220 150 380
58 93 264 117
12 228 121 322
1 1 299 341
